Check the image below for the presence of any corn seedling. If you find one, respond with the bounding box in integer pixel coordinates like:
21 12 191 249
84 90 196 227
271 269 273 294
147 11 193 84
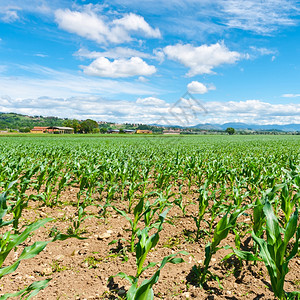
252 201 300 300
198 206 245 287
0 185 53 298
113 197 162 252
111 209 187 299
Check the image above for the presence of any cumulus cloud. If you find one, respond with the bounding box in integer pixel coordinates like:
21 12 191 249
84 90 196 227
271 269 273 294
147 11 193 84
187 81 216 94
136 97 165 106
112 13 161 38
0 95 170 124
137 76 149 82
1 95 300 125
81 57 156 78
164 42 240 76
55 8 161 44
204 100 300 124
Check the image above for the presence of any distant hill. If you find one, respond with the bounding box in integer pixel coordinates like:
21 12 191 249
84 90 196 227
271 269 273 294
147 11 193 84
193 122 300 132
1 112 300 132
0 112 67 130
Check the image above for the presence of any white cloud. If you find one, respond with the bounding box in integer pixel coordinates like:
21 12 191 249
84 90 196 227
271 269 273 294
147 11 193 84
75 47 153 60
282 93 300 98
0 64 160 99
164 42 240 76
204 100 300 124
34 53 48 58
55 9 109 44
249 46 277 56
1 7 20 23
106 0 300 37
137 76 149 82
112 13 161 38
136 97 165 106
0 95 170 124
187 81 216 94
220 0 299 34
81 57 156 78
1 95 300 125
55 8 161 44
248 46 278 59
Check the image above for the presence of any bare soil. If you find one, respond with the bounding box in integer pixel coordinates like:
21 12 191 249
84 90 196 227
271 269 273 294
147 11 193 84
1 186 299 300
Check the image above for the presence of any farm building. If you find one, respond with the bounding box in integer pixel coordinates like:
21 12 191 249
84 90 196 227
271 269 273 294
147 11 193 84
46 126 74 134
136 130 152 134
163 129 181 135
30 127 49 134
30 126 74 134
107 129 120 134
123 129 136 134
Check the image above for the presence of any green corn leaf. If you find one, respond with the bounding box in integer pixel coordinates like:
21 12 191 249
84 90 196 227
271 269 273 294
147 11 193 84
286 291 300 300
263 201 280 245
286 227 300 262
0 260 21 279
0 191 8 221
134 253 186 300
0 241 49 278
18 241 49 260
252 231 278 290
133 198 144 219
7 218 52 250
0 279 51 300
112 206 133 226
110 272 135 284
283 209 298 246
231 248 260 262
252 232 277 272
140 262 158 274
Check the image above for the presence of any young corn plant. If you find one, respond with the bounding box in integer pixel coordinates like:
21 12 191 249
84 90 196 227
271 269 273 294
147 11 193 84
198 206 245 287
193 181 209 240
0 185 53 299
252 201 300 300
110 209 187 299
280 183 300 225
0 183 81 299
112 196 162 252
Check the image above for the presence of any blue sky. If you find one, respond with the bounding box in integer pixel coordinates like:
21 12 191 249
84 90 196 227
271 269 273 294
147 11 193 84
0 0 299 125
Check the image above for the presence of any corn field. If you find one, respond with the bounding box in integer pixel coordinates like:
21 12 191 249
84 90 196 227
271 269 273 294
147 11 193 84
0 135 299 299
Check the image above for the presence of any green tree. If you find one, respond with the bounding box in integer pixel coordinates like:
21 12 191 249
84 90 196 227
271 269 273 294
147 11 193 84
100 127 108 134
71 120 80 133
226 127 235 135
19 127 31 133
63 119 81 133
80 119 99 133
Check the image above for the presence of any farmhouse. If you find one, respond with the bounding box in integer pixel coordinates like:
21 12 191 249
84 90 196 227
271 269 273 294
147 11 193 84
30 127 49 134
30 126 74 134
136 130 153 134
